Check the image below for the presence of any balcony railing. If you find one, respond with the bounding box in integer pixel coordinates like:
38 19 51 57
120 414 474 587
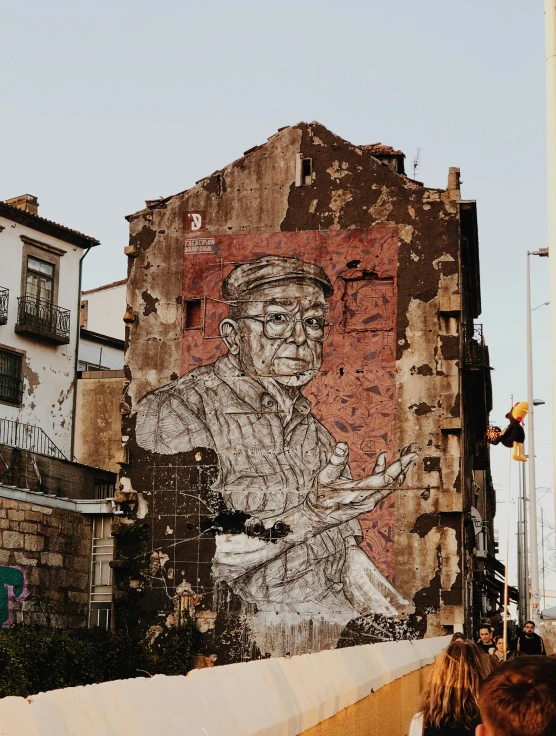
0 417 66 460
0 287 8 325
463 323 488 368
15 296 70 345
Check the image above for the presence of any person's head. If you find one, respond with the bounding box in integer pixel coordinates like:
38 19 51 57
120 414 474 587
495 638 505 655
524 620 536 636
221 257 333 388
476 656 556 736
420 640 494 731
451 632 465 643
479 625 493 644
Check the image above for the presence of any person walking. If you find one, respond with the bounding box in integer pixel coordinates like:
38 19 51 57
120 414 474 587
516 620 546 655
491 638 505 664
408 640 495 735
476 656 556 736
476 625 495 656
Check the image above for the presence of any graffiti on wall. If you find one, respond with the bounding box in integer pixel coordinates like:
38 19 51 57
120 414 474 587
134 229 420 656
0 566 27 627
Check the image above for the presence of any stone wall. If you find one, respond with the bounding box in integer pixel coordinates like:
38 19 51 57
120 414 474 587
0 495 92 628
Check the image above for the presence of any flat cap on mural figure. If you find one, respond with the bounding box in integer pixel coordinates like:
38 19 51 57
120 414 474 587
136 255 419 638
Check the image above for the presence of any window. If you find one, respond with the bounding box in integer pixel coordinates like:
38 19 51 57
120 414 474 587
89 515 114 630
0 347 23 405
295 153 313 187
26 256 54 305
95 481 115 500
302 157 313 185
80 300 88 328
184 299 203 330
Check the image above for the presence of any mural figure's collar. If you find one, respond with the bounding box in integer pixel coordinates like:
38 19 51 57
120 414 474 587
214 354 311 423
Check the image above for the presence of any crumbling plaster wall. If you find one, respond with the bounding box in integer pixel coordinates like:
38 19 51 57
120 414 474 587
121 122 464 645
0 218 83 458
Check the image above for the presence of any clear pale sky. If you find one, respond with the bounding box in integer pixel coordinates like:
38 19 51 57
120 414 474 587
1 1 553 597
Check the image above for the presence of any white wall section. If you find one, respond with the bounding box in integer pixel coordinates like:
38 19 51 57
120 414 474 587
0 635 450 736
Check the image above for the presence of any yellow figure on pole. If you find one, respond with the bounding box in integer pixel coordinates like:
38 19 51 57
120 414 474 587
485 401 529 462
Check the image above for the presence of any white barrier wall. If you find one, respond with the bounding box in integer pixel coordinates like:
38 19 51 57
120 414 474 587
0 635 450 736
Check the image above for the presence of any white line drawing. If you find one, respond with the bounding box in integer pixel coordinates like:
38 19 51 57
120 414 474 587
136 255 419 639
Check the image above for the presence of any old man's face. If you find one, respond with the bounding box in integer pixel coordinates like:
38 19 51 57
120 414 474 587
224 279 328 388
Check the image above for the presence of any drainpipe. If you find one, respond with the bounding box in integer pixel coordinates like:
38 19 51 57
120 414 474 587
70 246 91 461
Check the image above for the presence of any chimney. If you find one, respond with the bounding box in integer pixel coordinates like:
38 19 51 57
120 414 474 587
447 168 461 194
4 194 39 216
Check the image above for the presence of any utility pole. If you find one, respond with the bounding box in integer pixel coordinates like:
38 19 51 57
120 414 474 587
517 480 524 623
522 460 529 619
526 251 544 625
541 508 546 611
544 0 556 577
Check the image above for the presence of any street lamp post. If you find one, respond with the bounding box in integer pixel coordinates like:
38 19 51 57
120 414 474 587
526 251 549 625
544 0 556 599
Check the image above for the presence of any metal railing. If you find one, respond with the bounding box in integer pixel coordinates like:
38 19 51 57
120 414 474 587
16 296 71 342
0 287 8 324
463 323 488 368
0 417 66 460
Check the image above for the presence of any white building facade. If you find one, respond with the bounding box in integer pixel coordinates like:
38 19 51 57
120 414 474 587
0 195 99 459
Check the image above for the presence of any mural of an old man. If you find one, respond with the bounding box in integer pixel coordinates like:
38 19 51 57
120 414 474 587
136 255 418 648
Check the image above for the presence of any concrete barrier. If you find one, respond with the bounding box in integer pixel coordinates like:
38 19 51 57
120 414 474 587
0 635 450 736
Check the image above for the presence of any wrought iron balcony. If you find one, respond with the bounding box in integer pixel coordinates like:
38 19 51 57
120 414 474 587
463 323 488 368
15 296 70 345
0 287 8 325
0 417 66 459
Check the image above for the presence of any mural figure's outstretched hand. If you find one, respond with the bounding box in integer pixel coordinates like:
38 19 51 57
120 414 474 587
313 443 420 511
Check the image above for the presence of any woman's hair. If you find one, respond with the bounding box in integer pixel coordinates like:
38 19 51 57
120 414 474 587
420 640 495 731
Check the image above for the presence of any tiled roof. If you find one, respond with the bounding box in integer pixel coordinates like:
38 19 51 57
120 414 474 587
361 143 405 158
82 278 126 295
0 201 100 248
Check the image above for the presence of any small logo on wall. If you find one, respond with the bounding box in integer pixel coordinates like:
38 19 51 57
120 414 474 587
0 566 27 627
185 211 206 233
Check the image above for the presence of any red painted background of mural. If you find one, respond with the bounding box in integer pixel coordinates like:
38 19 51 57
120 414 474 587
181 228 398 581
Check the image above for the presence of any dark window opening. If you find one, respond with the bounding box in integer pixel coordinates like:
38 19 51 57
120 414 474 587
302 158 312 185
95 481 115 500
0 347 23 405
184 299 203 330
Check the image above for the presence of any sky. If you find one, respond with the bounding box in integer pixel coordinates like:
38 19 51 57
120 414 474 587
1 1 553 598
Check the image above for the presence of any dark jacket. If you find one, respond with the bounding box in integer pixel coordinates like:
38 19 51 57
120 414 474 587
517 632 546 655
424 722 481 736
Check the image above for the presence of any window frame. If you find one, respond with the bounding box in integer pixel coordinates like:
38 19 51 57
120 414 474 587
20 237 62 309
0 343 25 407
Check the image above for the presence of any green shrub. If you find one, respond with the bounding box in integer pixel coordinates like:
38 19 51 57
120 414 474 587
0 619 197 698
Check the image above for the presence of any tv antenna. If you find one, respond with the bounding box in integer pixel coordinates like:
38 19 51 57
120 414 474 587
413 148 422 179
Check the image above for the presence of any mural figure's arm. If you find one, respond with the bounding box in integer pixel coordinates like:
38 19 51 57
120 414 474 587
278 443 419 543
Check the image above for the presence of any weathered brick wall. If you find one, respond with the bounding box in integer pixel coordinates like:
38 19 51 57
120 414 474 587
0 496 92 628
0 444 116 500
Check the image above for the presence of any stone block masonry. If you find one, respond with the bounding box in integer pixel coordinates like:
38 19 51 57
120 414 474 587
0 496 92 628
